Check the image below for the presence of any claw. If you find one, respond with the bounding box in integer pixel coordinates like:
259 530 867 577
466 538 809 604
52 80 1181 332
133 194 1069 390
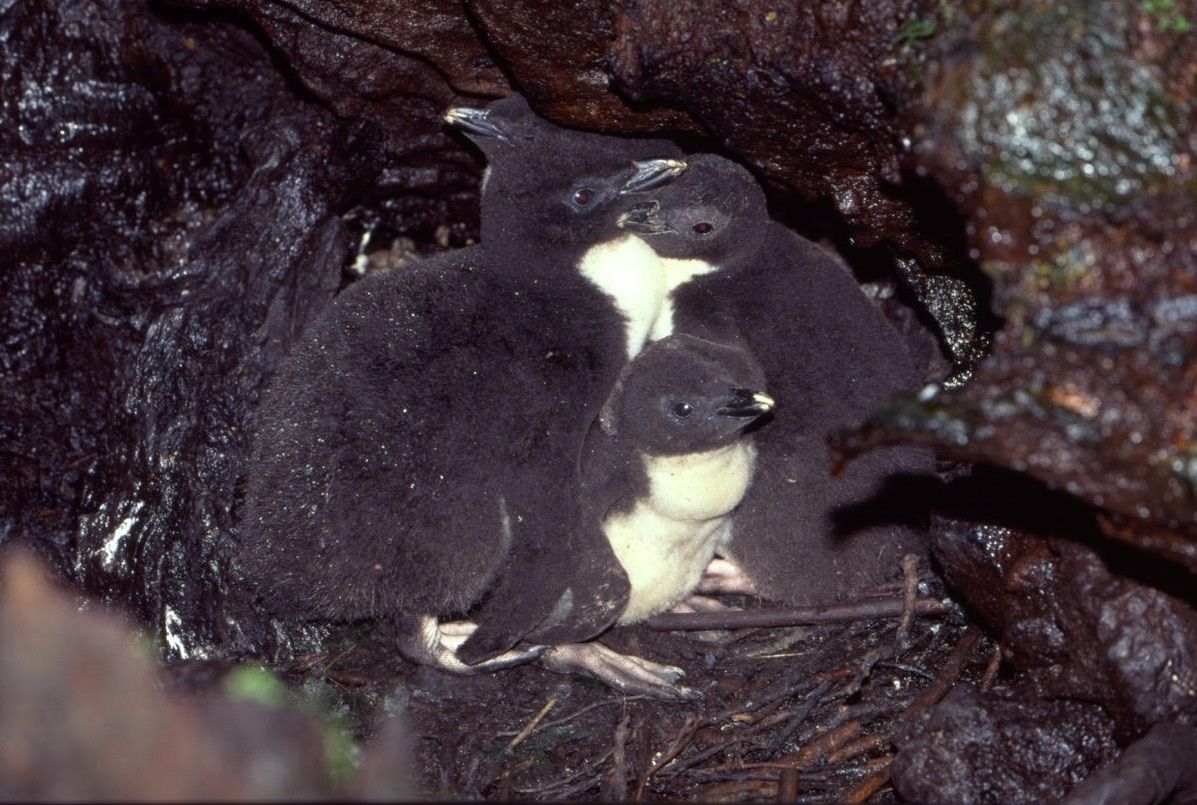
539 642 701 701
399 616 545 674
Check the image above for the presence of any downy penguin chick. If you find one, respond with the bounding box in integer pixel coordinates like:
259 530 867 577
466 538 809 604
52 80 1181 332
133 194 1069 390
583 334 774 624
238 98 686 680
619 154 935 606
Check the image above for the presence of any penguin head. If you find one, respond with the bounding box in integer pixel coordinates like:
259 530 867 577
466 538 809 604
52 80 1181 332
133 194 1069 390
445 94 687 264
443 94 539 155
616 153 769 270
601 334 773 456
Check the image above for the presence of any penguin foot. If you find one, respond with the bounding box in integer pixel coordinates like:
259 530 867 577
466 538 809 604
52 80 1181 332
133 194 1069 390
672 594 733 613
399 616 546 674
696 557 759 596
539 642 701 702
668 596 739 643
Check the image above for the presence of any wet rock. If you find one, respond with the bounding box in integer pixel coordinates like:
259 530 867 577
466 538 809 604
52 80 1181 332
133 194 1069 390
845 0 1197 565
931 518 1197 740
891 685 1117 804
170 0 949 256
0 0 485 657
174 0 487 241
1063 721 1197 805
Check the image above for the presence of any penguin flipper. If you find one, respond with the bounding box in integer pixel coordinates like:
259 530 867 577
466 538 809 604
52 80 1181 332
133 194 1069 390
457 508 631 665
395 613 546 674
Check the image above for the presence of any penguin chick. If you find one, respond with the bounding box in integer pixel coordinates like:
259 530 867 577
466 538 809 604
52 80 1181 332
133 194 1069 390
586 334 774 624
526 334 772 701
438 96 697 665
238 99 685 681
449 94 689 359
619 153 935 606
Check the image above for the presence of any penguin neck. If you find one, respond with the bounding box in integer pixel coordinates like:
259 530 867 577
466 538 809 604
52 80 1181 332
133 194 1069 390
578 235 669 359
641 442 756 522
648 256 721 342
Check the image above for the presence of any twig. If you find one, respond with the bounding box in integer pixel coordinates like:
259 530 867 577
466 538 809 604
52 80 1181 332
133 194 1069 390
844 646 886 697
646 597 950 630
668 703 822 780
778 767 801 803
979 642 1002 692
874 661 935 680
840 627 984 804
894 554 921 649
686 770 782 784
514 749 613 795
778 720 861 769
904 626 984 719
603 714 632 800
538 772 604 799
505 693 558 751
825 734 891 766
496 694 649 737
635 713 701 800
763 679 834 759
697 779 778 799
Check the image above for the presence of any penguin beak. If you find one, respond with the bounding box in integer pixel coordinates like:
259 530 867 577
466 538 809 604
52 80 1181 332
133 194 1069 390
716 388 775 420
443 106 511 143
620 158 687 194
617 200 672 235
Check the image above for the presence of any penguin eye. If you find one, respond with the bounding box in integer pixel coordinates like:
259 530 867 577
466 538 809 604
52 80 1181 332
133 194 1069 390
693 222 714 234
672 402 693 418
573 188 594 206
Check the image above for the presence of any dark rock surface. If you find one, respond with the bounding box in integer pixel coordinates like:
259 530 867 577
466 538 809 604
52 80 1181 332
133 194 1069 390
0 0 481 656
1062 721 1197 805
891 684 1117 804
844 0 1197 567
932 517 1197 741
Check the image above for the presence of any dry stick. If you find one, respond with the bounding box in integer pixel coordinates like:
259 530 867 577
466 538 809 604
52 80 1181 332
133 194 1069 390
645 597 951 631
777 767 802 803
505 693 559 751
894 554 921 649
841 627 985 804
764 679 835 759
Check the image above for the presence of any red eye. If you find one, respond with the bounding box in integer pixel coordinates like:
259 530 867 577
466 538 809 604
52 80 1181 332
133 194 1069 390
693 222 713 234
573 189 593 205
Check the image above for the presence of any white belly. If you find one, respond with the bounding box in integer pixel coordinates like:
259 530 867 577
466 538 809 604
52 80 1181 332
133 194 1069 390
605 443 756 623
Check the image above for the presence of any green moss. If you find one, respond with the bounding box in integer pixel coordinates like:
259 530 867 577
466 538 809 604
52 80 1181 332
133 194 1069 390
1142 0 1191 33
224 664 289 709
896 17 938 46
321 713 359 787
